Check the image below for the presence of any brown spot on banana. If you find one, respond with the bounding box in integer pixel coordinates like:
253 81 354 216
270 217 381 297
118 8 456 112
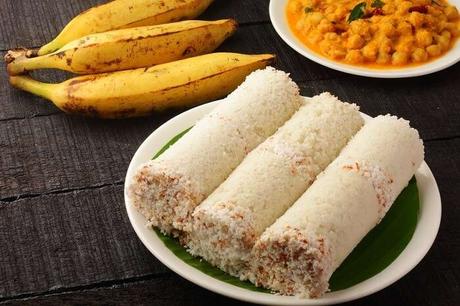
68 75 100 87
55 51 66 59
101 58 123 66
61 102 99 117
182 46 197 56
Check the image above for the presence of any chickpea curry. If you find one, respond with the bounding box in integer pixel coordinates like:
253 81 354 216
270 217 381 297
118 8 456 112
287 0 460 67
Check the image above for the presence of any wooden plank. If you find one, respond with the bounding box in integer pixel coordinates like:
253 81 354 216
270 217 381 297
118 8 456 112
0 185 170 298
0 111 181 199
0 139 458 301
0 276 251 306
299 70 460 141
0 0 270 50
202 0 270 25
1 245 458 306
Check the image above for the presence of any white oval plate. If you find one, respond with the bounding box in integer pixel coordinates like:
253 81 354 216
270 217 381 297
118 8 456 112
269 0 460 78
124 99 441 305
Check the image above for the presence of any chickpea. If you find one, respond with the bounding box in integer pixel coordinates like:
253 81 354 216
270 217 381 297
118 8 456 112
437 20 448 32
396 1 413 16
396 36 415 53
428 6 443 17
424 15 435 27
328 47 347 60
380 16 394 25
383 4 396 15
369 23 379 34
445 6 459 21
409 12 425 28
435 34 450 51
324 32 339 41
379 37 393 54
308 30 323 44
441 30 452 40
362 43 378 61
347 34 365 49
350 20 370 37
335 6 347 18
345 50 364 64
308 12 324 26
319 40 332 53
416 30 433 47
325 5 336 15
392 51 409 65
380 22 396 37
397 21 413 36
446 22 459 36
288 0 303 13
296 18 307 31
426 44 442 57
376 52 391 64
317 19 335 33
412 48 428 62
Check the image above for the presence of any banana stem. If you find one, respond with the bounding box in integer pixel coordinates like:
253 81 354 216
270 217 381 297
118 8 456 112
38 39 61 56
7 55 50 75
9 76 55 101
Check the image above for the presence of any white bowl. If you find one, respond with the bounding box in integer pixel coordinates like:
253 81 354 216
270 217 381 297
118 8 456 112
269 0 460 78
124 99 441 305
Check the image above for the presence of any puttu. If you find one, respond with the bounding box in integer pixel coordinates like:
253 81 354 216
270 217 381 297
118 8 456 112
128 67 302 235
188 92 364 277
250 115 424 298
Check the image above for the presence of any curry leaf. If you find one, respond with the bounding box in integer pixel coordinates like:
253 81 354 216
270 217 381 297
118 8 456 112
304 6 313 13
348 2 367 22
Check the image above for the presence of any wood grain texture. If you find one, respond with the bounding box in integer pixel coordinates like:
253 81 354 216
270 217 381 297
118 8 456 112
2 238 459 306
0 276 251 306
0 185 170 299
299 72 460 140
0 139 458 303
0 111 181 200
0 0 270 50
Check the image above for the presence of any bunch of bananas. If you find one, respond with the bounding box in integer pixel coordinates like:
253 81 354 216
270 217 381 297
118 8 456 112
5 0 274 118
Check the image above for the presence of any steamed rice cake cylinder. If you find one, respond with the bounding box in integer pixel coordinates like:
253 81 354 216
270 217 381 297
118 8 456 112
128 67 302 235
188 92 364 277
251 115 424 298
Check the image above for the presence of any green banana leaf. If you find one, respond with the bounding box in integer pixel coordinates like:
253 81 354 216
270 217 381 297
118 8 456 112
152 128 419 293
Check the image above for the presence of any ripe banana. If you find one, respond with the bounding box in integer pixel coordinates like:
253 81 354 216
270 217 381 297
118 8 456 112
37 0 214 56
9 53 274 119
7 19 237 75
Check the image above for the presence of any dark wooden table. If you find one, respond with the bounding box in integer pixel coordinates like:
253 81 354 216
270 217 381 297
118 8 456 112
1 1 459 305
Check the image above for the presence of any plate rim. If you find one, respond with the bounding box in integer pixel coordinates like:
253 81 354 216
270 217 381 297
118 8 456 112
269 0 460 78
124 99 442 305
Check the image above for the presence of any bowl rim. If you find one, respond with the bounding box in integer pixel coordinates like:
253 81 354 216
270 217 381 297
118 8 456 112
124 99 441 305
269 0 460 78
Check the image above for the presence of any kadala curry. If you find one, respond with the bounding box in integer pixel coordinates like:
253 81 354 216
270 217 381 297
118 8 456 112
287 0 460 67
